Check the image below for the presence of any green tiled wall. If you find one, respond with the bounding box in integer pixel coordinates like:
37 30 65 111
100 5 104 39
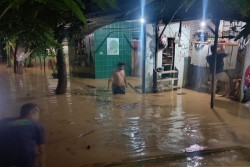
94 21 140 78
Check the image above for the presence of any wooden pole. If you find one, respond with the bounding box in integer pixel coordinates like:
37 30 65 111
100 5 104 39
13 41 18 73
44 57 45 73
211 19 220 108
153 23 158 93
39 56 42 70
35 54 36 66
142 24 146 93
154 24 158 70
7 42 10 67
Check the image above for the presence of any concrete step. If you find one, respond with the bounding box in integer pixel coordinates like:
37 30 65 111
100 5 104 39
162 64 172 66
161 85 180 91
157 70 178 74
157 78 178 82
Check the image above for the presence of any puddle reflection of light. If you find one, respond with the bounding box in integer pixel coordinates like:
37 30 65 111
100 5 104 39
123 121 146 156
127 117 140 120
130 132 135 138
184 144 207 152
19 80 23 88
99 113 104 119
187 156 203 167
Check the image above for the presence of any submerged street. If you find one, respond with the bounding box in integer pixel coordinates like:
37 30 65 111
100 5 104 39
0 64 250 167
1 0 250 166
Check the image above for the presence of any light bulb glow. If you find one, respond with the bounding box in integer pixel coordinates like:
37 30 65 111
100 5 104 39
140 18 145 23
200 22 206 27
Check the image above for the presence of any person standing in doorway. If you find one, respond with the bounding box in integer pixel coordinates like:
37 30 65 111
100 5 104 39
206 45 230 97
0 103 46 167
108 62 127 94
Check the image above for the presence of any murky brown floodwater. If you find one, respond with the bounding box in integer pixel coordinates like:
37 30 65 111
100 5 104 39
1 63 250 167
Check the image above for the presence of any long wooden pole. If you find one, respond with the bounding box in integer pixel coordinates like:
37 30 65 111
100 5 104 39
211 19 220 108
142 24 146 93
153 23 158 93
13 40 18 73
39 56 42 70
44 57 45 73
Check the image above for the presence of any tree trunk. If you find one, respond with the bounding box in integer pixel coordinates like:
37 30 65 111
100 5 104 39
39 56 42 70
7 48 11 67
28 55 32 67
0 40 7 61
13 41 18 73
35 54 36 66
55 46 67 94
44 57 45 73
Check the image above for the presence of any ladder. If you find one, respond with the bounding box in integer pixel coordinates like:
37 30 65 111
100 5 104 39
154 38 179 92
154 67 179 92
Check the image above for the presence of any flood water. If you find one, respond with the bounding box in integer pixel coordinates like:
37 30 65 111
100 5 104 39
0 64 250 167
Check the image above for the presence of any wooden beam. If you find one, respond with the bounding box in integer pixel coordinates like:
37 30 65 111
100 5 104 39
159 25 167 39
207 20 222 37
207 24 215 35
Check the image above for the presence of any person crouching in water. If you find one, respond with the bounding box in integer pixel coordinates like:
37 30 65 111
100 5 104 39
0 103 46 167
108 62 127 94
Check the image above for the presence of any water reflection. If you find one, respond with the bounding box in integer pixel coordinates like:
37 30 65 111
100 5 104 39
186 156 203 167
123 120 146 156
90 88 242 164
1 64 250 166
158 93 186 152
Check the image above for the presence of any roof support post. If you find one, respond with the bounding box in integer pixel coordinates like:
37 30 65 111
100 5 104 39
153 23 158 93
142 23 146 93
210 19 220 108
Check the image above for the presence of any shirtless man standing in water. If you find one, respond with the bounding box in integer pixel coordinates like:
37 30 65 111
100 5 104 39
108 62 127 94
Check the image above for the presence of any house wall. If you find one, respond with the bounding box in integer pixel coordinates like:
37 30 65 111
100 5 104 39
241 35 250 101
68 35 95 78
94 21 140 78
159 22 191 87
144 24 156 93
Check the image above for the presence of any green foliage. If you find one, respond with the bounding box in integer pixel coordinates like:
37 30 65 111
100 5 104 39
222 0 250 16
48 49 57 58
236 23 250 40
0 0 88 57
92 0 117 10
183 0 197 12
0 0 117 57
0 0 116 94
221 0 250 39
0 0 87 22
52 65 57 74
62 0 87 24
